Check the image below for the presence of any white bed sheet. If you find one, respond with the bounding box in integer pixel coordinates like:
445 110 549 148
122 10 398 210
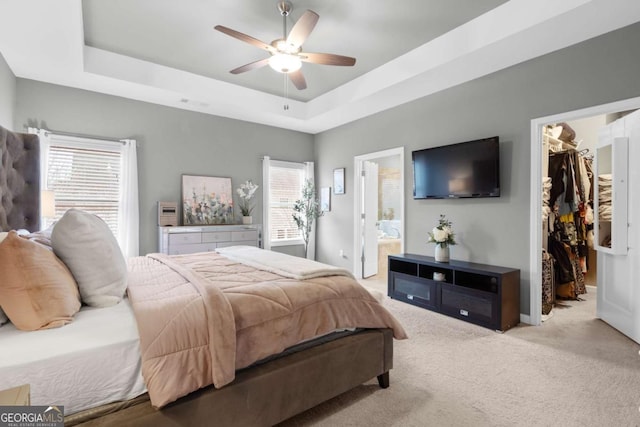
0 298 146 415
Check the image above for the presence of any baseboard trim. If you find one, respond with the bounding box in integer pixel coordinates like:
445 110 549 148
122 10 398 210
520 314 531 325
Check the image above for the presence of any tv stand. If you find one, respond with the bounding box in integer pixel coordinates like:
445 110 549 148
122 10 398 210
387 254 520 331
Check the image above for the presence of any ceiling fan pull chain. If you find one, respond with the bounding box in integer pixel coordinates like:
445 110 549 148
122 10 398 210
283 73 289 111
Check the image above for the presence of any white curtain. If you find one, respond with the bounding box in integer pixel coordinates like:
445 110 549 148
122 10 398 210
28 127 50 191
119 139 139 257
28 127 51 228
262 156 272 250
304 161 316 260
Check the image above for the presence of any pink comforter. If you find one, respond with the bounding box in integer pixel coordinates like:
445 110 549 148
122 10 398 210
127 251 407 408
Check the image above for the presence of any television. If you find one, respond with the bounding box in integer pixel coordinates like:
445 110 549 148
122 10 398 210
412 136 500 199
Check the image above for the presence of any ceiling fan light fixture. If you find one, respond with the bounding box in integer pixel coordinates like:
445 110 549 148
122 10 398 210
268 53 302 73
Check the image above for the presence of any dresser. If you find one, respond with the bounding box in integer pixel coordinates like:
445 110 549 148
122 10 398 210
158 225 262 255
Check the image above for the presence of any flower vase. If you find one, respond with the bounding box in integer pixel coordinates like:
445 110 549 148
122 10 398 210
435 244 449 262
242 216 252 225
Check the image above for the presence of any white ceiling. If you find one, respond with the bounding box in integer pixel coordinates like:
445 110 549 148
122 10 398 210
2 0 640 134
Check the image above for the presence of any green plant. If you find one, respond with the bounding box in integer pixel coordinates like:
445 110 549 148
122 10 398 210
292 179 324 258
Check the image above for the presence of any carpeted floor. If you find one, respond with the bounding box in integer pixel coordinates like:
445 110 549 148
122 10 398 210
279 284 640 426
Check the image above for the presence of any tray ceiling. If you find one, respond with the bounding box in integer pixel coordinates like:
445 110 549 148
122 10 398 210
2 0 640 133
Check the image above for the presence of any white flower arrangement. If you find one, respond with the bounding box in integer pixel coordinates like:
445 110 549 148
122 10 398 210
236 180 259 216
428 214 456 247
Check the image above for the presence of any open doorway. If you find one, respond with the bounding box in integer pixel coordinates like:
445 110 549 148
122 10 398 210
353 147 405 281
529 96 640 342
539 116 604 320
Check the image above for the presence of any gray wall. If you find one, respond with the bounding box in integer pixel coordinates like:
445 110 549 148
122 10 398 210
14 80 314 255
566 115 607 154
314 22 640 315
0 52 16 130
9 22 640 316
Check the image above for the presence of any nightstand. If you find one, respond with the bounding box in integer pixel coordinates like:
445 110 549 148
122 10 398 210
0 384 30 405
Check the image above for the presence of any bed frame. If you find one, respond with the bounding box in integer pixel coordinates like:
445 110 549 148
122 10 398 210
65 329 393 426
1 126 396 426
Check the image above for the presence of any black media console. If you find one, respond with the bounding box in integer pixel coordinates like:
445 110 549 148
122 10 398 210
387 253 520 331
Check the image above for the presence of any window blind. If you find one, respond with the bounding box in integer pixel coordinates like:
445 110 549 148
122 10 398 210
268 165 304 242
46 143 122 236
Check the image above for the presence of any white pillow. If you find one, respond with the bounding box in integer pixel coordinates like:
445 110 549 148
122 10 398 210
51 209 127 307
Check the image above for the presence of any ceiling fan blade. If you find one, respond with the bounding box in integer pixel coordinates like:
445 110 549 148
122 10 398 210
214 25 275 53
289 70 307 90
230 58 270 74
286 10 319 49
299 52 356 66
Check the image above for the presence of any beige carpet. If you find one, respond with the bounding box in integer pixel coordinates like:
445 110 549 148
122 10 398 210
279 284 640 426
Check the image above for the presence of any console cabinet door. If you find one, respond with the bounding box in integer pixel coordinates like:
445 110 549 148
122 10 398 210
439 283 498 329
389 272 437 309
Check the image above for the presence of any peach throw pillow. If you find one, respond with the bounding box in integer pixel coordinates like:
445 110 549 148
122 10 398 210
0 231 81 331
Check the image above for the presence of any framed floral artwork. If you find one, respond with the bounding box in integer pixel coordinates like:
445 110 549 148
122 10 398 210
181 175 233 225
333 168 345 195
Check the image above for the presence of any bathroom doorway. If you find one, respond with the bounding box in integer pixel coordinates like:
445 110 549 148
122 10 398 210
353 147 405 280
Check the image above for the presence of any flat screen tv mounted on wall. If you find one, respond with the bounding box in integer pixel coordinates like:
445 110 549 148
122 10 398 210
412 136 500 199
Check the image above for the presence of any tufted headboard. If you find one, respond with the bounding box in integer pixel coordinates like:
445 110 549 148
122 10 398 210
0 125 40 232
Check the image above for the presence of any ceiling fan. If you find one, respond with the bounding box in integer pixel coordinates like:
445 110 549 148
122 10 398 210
214 0 356 90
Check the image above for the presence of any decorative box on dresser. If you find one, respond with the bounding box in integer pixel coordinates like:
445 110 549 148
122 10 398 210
158 225 262 255
388 253 520 332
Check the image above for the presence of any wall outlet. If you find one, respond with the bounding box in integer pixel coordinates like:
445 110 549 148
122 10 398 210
339 249 344 257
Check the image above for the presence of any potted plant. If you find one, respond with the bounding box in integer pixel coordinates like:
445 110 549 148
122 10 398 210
292 179 323 258
236 180 259 224
428 214 456 262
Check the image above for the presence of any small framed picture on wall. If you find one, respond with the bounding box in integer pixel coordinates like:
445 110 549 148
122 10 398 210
333 168 345 195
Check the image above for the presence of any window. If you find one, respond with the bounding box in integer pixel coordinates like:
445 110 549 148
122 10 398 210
36 130 139 257
268 162 305 245
263 158 314 249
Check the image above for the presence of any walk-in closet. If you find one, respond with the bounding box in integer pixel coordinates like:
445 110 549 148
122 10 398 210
541 119 595 316
540 111 637 318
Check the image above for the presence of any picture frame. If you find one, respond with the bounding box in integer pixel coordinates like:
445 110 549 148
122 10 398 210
181 174 234 225
333 168 345 195
320 187 331 212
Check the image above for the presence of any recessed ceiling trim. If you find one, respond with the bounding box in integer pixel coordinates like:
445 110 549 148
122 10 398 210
1 0 640 134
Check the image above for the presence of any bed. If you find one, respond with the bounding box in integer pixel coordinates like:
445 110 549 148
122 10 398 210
0 126 407 426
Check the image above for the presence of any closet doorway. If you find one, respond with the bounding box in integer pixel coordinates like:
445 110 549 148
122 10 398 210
541 117 601 316
353 147 405 281
529 96 640 343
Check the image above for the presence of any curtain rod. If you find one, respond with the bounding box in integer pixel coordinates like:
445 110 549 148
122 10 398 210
24 126 128 144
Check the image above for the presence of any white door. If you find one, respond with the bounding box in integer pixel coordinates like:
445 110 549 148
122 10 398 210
596 110 640 342
362 161 379 278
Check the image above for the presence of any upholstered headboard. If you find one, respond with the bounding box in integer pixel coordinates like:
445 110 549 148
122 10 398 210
0 126 40 232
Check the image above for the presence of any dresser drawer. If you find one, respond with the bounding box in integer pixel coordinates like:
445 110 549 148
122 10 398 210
217 240 258 249
169 233 201 245
232 230 258 242
168 243 217 255
202 231 232 243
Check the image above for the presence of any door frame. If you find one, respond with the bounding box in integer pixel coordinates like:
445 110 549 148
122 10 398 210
353 147 405 279
528 95 640 326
